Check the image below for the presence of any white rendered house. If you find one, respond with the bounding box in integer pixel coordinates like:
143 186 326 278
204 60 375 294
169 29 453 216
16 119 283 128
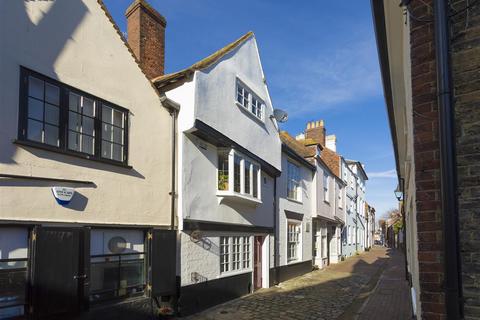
153 32 282 316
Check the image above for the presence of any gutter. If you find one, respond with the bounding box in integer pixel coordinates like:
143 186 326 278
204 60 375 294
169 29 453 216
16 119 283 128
273 177 279 285
160 94 180 230
433 1 463 318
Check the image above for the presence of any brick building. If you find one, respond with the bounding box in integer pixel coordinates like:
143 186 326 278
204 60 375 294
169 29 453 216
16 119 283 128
372 0 480 319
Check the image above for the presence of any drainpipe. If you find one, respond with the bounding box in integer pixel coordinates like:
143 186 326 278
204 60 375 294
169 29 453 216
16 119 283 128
273 177 278 285
160 95 180 230
433 1 462 318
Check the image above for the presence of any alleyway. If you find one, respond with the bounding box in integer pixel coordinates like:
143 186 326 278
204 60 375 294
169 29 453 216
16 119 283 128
183 247 412 320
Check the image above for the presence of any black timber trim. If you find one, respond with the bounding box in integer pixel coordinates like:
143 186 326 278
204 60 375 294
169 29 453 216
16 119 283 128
192 119 281 177
284 210 304 221
183 220 273 234
282 144 316 171
0 173 95 185
0 221 171 230
178 272 252 316
370 0 401 180
312 215 340 225
275 260 313 283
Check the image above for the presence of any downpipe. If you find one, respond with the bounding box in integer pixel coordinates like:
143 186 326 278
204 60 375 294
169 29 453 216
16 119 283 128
433 0 462 318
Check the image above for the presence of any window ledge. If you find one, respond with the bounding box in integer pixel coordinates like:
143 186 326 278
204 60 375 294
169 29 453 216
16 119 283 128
13 139 132 169
235 101 265 125
287 198 303 205
217 191 262 206
218 269 252 279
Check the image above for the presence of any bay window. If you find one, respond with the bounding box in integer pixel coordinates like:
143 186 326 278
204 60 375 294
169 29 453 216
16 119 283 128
220 236 251 274
19 67 129 165
287 160 301 202
217 149 261 200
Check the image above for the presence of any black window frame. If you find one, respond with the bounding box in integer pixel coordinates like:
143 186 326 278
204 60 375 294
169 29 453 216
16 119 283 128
18 67 130 167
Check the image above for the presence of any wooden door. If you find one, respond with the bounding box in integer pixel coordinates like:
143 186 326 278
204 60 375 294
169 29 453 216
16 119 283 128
31 227 86 318
253 236 263 290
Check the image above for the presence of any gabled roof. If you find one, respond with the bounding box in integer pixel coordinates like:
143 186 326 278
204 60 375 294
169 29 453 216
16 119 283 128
280 131 316 171
152 31 254 91
346 159 369 180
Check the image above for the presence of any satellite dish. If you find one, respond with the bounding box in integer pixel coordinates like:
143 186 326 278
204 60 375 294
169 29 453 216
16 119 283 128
272 109 288 123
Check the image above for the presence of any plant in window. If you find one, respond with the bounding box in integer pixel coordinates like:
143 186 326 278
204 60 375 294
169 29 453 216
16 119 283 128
218 172 229 191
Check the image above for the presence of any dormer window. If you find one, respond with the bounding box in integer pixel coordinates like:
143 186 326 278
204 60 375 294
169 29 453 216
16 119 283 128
236 80 264 121
217 148 261 201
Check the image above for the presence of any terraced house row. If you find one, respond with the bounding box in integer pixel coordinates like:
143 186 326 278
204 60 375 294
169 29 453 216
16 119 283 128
0 0 373 318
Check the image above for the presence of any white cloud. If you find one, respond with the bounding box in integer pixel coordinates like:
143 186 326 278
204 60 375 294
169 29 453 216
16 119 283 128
270 38 381 118
368 169 397 178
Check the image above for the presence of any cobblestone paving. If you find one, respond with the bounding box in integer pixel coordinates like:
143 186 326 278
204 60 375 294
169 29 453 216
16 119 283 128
183 247 391 320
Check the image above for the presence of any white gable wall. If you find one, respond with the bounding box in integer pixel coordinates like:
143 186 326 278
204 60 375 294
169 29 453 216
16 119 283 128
194 37 281 171
0 0 172 226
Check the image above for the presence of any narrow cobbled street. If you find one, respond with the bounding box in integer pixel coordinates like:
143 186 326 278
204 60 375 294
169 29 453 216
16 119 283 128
183 247 411 320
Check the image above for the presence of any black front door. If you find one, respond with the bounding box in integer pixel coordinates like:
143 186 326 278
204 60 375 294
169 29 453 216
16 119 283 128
31 227 87 318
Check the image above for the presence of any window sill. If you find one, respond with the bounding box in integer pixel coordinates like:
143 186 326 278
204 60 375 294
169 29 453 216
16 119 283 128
287 198 303 205
218 268 252 279
217 191 262 206
235 101 265 125
14 139 132 169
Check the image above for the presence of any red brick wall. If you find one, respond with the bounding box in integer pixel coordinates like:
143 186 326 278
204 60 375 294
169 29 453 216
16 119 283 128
126 1 166 79
409 1 447 319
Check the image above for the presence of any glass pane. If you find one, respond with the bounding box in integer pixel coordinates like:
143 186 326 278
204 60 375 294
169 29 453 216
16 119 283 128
102 140 112 159
83 116 95 136
45 83 59 105
27 120 42 142
68 131 80 152
90 259 119 293
244 161 251 194
113 127 123 145
0 268 27 309
69 112 81 132
28 76 43 100
113 110 123 128
83 97 95 117
44 104 59 125
120 259 144 288
103 124 113 142
69 92 80 112
44 124 59 146
234 155 241 193
252 166 258 198
112 144 123 162
217 151 229 191
28 98 43 121
82 134 94 155
102 105 113 124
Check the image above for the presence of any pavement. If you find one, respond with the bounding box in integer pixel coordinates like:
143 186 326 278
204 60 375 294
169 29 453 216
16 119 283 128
182 247 412 320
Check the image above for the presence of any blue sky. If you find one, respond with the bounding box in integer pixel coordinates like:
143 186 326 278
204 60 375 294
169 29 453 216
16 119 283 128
104 0 398 218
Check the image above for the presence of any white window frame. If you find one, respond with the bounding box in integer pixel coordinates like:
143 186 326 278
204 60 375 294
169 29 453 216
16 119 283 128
338 185 343 209
287 220 302 263
287 160 302 202
235 79 265 121
220 236 252 275
323 173 330 203
217 148 262 201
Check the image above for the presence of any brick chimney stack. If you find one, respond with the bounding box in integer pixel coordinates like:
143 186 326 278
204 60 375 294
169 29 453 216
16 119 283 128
125 0 166 79
305 120 326 146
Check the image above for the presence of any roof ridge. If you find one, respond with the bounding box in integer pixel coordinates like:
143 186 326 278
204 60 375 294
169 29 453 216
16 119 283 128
152 31 254 89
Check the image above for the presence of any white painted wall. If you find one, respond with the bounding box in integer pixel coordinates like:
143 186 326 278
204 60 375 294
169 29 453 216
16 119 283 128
180 135 274 227
170 36 281 172
277 152 314 267
0 0 172 226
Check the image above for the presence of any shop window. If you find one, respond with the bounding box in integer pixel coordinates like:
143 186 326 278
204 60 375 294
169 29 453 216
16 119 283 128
0 228 28 319
89 229 145 303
